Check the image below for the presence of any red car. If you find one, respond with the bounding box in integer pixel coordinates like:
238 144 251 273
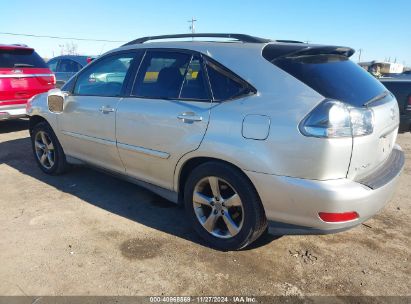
0 44 55 120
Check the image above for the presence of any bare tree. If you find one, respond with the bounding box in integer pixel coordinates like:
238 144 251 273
63 42 78 55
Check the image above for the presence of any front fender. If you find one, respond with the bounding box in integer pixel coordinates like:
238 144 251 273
27 92 59 132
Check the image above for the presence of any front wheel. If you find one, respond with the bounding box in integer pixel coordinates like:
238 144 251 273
184 162 267 250
31 121 68 175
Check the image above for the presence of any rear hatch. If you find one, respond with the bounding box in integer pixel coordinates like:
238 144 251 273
264 44 399 180
0 45 55 107
348 92 399 180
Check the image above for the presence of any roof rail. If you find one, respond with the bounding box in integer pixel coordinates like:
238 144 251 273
122 33 272 46
11 43 29 47
275 40 304 44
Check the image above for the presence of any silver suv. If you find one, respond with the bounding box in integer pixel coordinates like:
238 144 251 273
27 34 404 250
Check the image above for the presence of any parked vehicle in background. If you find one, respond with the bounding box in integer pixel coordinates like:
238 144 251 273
0 44 55 121
381 78 411 132
27 33 404 250
359 61 404 77
383 70 411 79
47 55 94 88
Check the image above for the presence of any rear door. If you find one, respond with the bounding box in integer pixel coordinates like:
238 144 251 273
116 49 212 189
0 46 54 107
58 51 137 173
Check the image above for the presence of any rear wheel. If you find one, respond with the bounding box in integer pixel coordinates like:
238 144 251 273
31 122 68 175
184 161 267 250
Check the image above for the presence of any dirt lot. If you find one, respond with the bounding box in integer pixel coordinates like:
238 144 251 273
0 119 410 297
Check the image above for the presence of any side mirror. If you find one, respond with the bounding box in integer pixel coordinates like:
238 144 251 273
47 89 67 113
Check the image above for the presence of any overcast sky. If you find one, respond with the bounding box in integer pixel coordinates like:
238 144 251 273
1 0 410 65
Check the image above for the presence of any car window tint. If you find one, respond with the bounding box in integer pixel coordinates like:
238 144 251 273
74 53 134 97
206 60 250 101
133 51 191 99
179 56 209 100
271 54 387 107
47 59 58 72
0 49 48 68
58 59 83 73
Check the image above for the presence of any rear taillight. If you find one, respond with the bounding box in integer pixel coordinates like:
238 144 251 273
319 211 359 223
36 74 55 86
86 57 93 64
300 99 374 138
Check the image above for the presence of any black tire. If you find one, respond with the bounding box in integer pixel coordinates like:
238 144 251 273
184 161 267 251
30 121 68 175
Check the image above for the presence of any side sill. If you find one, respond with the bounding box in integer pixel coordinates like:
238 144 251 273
65 155 178 204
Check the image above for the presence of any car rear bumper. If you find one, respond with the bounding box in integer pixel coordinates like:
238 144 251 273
245 145 404 234
0 103 27 120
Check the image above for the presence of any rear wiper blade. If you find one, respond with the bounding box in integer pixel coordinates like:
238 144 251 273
14 63 34 67
363 91 389 106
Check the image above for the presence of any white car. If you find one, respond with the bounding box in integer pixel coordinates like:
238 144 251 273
27 34 404 250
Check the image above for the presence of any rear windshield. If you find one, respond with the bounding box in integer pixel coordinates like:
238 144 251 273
0 48 48 68
270 54 387 107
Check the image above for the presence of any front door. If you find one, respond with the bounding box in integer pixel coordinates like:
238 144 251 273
116 50 212 189
58 52 136 173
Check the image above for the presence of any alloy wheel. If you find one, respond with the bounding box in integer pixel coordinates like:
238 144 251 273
34 131 55 169
192 176 244 239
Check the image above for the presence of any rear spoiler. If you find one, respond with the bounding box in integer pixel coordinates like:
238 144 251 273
263 44 355 62
286 46 355 58
0 45 34 52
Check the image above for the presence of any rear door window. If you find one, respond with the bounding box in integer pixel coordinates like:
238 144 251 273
132 51 191 99
179 55 209 100
270 54 387 106
58 59 82 73
0 48 48 68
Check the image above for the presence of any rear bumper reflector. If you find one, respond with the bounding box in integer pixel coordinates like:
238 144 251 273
318 211 359 223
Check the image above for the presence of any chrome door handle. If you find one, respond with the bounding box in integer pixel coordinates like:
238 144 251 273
99 106 115 114
177 112 203 123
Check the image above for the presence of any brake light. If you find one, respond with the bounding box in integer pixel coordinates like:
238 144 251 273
319 211 359 223
35 74 55 86
86 57 93 64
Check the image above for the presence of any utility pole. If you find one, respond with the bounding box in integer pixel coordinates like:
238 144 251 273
358 49 363 62
188 17 197 34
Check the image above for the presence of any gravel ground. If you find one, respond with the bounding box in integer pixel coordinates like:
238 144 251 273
0 119 410 297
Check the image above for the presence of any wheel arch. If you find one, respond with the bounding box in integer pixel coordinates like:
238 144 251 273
29 115 48 135
176 155 261 206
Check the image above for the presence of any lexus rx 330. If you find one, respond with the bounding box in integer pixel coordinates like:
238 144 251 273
27 34 404 250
